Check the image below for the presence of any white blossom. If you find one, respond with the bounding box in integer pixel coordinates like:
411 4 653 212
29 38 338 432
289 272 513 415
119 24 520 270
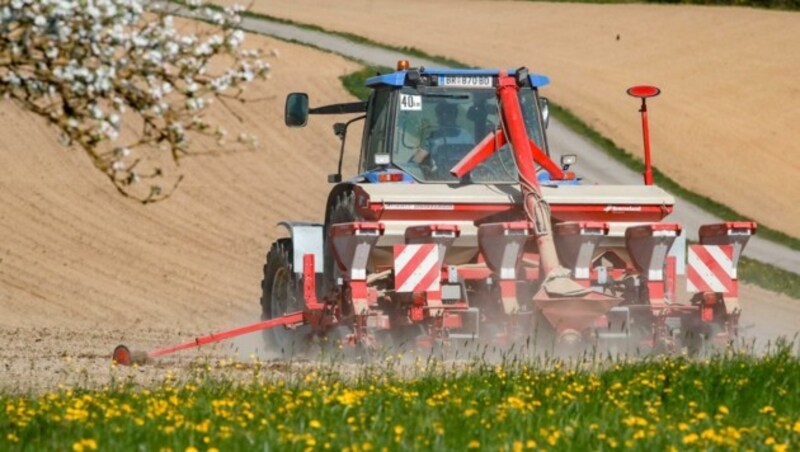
0 0 272 202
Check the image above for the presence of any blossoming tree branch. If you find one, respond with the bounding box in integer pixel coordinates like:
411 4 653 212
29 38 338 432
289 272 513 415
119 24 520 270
0 0 270 202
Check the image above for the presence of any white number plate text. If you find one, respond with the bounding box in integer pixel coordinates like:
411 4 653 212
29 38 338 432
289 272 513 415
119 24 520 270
438 75 493 88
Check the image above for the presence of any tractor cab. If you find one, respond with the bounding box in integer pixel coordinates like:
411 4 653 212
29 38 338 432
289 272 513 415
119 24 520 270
285 62 576 186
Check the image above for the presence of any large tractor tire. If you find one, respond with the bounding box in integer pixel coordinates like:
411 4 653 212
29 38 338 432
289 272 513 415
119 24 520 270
260 238 309 356
323 191 362 292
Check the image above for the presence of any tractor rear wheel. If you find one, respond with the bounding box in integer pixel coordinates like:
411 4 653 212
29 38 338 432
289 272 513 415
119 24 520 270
323 191 362 291
260 239 309 356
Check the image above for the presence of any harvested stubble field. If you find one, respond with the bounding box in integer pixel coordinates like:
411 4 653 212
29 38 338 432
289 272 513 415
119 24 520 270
2 3 800 450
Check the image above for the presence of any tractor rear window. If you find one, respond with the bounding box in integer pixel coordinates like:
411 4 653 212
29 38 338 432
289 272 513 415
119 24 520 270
392 86 546 183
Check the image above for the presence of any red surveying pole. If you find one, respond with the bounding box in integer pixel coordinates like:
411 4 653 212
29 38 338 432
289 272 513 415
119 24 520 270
627 85 661 186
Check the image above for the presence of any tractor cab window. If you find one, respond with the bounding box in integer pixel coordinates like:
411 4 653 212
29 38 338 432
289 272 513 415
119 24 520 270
392 86 547 183
360 89 392 172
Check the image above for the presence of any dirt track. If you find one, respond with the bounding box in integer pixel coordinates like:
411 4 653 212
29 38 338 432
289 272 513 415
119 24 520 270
1 8 798 392
222 0 800 238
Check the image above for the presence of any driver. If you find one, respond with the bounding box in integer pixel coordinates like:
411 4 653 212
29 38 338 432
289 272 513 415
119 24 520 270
410 101 473 175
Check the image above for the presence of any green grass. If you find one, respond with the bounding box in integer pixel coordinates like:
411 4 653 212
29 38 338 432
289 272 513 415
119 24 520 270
739 256 800 299
340 66 393 101
3 348 800 450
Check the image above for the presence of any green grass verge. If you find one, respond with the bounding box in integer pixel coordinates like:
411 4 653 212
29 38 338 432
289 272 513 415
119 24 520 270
739 256 800 299
3 349 800 449
340 66 393 101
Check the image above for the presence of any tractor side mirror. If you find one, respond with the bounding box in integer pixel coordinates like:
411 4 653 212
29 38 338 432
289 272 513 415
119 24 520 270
285 92 309 127
540 97 550 129
561 154 577 170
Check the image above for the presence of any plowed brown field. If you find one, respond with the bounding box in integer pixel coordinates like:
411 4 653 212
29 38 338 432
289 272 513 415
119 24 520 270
221 0 800 238
0 33 363 390
1 10 798 392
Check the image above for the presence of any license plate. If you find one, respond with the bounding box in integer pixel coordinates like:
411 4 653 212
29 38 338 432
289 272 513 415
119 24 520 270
437 75 493 88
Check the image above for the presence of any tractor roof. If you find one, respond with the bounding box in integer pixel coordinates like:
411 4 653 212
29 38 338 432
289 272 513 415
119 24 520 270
366 68 550 89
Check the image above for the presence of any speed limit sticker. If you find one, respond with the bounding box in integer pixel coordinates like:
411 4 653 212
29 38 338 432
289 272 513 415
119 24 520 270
400 94 422 111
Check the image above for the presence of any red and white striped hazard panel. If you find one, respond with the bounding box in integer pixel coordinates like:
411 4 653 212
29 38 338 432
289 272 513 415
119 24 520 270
687 244 736 294
393 244 440 293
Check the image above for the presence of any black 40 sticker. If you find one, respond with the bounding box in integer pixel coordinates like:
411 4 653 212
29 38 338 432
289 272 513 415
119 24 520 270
400 94 422 111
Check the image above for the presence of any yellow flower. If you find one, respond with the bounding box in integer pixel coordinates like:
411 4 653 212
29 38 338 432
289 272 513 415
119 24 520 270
72 439 98 452
773 445 788 452
506 396 527 410
678 423 689 431
310 419 321 429
468 440 480 449
394 425 404 435
765 437 776 446
525 439 537 448
760 406 775 415
185 448 198 452
793 421 800 433
682 433 699 445
718 405 729 415
6 433 19 442
623 416 648 427
464 408 478 417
